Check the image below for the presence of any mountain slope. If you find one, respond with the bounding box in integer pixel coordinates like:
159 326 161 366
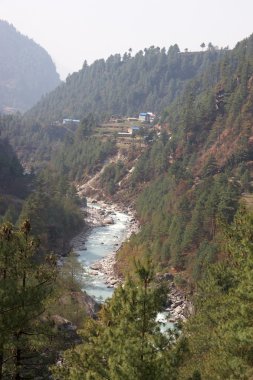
26 46 225 123
3 34 253 284
113 34 253 281
0 20 60 113
2 32 253 379
0 134 28 223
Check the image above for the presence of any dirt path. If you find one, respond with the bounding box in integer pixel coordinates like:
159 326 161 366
76 152 126 199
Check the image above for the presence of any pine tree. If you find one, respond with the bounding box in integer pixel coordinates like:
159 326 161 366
52 261 180 380
177 208 253 379
0 220 57 379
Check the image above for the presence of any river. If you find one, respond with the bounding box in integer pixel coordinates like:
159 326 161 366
71 201 175 330
72 201 133 302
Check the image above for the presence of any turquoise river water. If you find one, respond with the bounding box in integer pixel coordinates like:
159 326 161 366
74 203 131 302
73 202 174 330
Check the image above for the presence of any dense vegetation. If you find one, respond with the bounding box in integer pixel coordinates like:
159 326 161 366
117 169 239 281
52 118 117 181
0 221 57 379
116 34 253 284
19 168 84 253
2 30 253 378
0 120 84 252
0 220 96 379
0 137 25 195
0 113 75 171
2 33 253 281
177 208 253 379
1 209 253 379
0 20 60 113
52 261 181 380
26 45 225 122
51 208 253 379
0 113 118 179
100 161 127 195
0 134 28 224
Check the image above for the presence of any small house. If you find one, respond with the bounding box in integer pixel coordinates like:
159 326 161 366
128 126 140 136
139 113 150 122
127 117 139 122
147 112 156 123
118 132 132 137
62 119 80 126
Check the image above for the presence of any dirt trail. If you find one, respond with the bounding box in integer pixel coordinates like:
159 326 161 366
76 152 125 199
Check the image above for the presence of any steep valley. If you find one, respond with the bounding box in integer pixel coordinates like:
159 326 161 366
1 31 253 379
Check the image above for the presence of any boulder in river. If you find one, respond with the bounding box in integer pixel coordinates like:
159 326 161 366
174 305 183 314
90 263 102 271
104 217 114 225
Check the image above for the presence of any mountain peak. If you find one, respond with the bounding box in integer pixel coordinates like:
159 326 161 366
0 19 60 113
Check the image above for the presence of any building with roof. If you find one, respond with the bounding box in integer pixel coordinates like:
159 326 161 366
128 126 140 135
139 112 156 123
62 118 80 125
139 112 150 122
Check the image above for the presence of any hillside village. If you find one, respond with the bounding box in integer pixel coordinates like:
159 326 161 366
54 111 164 145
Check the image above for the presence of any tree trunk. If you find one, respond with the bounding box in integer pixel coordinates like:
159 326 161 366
141 279 148 362
15 333 21 380
0 348 3 380
15 347 21 380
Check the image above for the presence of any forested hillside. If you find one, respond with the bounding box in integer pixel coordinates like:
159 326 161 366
3 34 253 284
0 119 83 252
115 34 253 283
0 113 67 170
0 136 26 196
0 135 28 223
0 20 60 113
26 45 225 122
1 30 253 378
51 211 253 379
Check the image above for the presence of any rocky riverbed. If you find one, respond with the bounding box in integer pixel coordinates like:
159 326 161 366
154 272 193 325
71 199 139 297
71 199 191 324
87 203 139 288
166 283 193 323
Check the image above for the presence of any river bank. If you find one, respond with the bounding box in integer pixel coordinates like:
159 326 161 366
71 199 139 300
71 198 191 324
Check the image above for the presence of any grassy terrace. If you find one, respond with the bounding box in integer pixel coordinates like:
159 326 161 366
241 193 253 210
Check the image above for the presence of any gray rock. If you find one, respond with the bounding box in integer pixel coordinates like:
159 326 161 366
104 217 114 225
174 305 183 314
174 300 184 307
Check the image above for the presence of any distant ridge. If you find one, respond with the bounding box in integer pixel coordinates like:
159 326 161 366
26 45 225 123
0 20 60 112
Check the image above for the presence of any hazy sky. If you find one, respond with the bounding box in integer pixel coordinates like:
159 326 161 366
1 0 253 79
